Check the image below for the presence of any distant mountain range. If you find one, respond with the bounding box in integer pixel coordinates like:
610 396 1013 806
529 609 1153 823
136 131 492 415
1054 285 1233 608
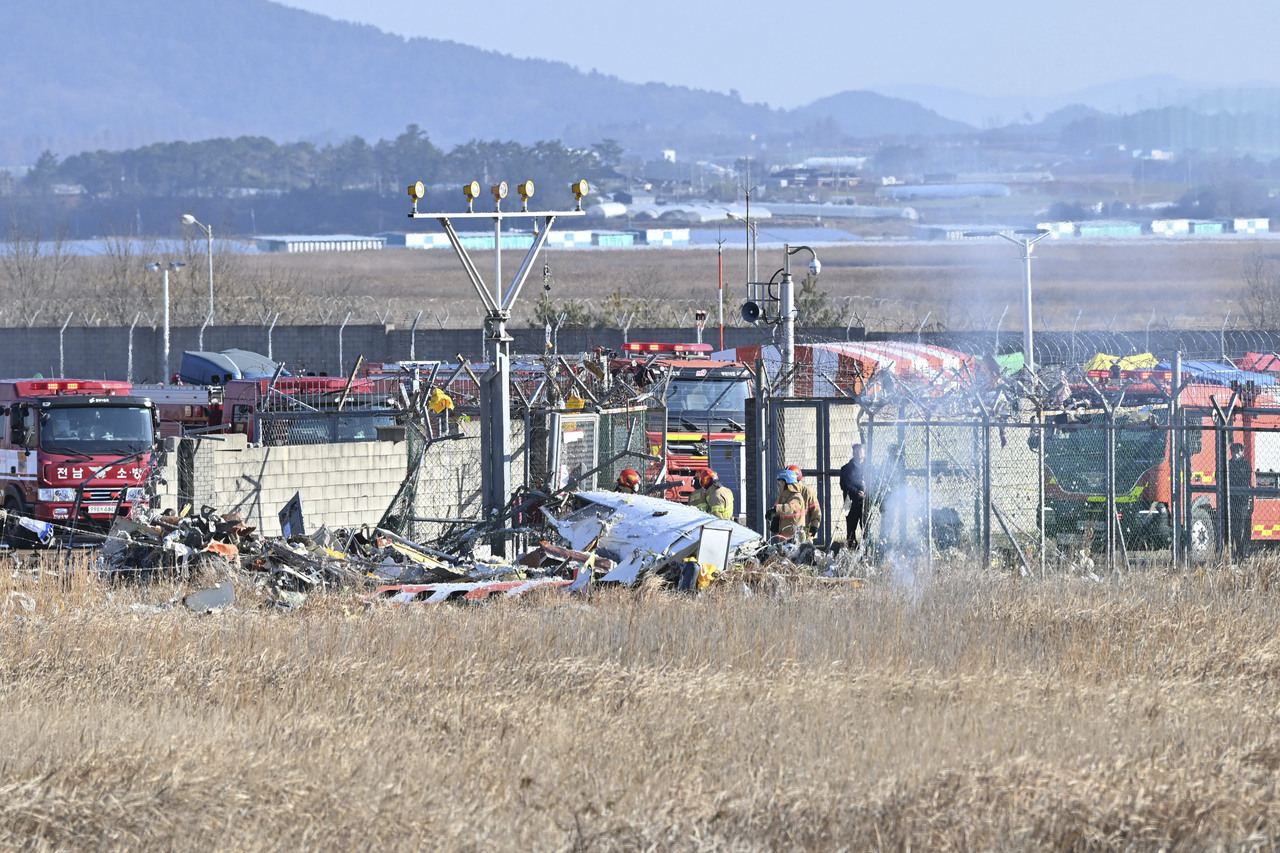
2 2 1278 168
870 75 1280 128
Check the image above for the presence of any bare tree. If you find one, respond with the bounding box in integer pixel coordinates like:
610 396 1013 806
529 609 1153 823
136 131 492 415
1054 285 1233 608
0 217 77 324
1242 251 1280 329
95 231 160 324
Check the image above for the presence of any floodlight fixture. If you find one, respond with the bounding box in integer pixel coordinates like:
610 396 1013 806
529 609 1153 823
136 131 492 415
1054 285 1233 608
570 179 589 210
517 180 534 211
407 181 426 214
463 180 481 212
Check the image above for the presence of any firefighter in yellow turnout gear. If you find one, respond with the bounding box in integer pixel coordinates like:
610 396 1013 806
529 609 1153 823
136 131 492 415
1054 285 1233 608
769 468 811 542
689 469 734 520
787 464 822 540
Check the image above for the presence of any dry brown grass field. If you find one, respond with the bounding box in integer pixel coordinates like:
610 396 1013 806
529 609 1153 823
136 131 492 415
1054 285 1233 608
235 237 1273 332
6 555 1280 849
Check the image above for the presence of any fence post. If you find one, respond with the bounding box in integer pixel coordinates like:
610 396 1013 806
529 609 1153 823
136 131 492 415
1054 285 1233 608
338 311 351 375
982 412 992 568
409 310 422 361
59 312 73 376
749 359 769 535
1037 409 1045 577
1169 352 1180 568
1105 408 1116 572
267 313 279 362
924 419 933 574
127 312 140 384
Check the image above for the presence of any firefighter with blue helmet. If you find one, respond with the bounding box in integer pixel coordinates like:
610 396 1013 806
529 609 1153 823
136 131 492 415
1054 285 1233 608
768 468 808 541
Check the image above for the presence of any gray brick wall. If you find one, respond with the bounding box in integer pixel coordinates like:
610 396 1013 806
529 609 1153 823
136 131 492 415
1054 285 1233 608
152 422 489 537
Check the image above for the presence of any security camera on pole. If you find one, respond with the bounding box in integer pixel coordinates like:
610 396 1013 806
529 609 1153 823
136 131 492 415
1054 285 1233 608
739 243 820 397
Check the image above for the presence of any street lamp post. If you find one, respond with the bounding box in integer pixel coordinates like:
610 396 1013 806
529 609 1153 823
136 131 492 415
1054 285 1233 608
147 261 185 382
965 228 1050 376
181 214 214 349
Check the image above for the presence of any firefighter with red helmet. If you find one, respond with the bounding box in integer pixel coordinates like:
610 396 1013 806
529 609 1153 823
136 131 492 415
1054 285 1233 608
616 468 642 494
786 463 822 540
689 468 733 520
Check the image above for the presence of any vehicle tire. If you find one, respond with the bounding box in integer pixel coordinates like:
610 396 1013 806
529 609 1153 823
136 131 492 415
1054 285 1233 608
1188 505 1216 565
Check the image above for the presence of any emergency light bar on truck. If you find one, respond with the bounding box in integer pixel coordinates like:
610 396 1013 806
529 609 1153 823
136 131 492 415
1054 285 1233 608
621 342 713 356
1084 369 1176 382
8 380 132 396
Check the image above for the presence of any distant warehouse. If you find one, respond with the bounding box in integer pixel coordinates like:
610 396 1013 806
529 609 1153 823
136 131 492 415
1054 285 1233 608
255 234 385 253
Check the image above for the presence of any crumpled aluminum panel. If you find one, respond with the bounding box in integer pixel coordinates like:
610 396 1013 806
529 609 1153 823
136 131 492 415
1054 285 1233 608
547 490 760 585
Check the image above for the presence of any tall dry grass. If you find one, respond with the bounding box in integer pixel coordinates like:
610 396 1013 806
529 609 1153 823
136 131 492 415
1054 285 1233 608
227 239 1262 333
4 554 1280 849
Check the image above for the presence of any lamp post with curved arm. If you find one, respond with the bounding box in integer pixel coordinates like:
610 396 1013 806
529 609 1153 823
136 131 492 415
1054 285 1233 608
181 214 214 349
781 244 820 397
146 261 185 382
964 228 1050 377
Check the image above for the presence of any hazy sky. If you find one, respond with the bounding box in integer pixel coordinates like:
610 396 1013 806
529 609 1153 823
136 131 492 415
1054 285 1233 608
277 0 1277 109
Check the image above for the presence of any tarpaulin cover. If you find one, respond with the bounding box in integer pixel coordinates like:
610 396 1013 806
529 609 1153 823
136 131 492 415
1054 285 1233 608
1155 360 1278 387
1083 352 1160 372
994 352 1024 375
1235 352 1280 373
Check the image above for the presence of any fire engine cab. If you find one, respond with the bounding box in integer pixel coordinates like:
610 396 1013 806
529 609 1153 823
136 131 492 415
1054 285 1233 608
0 379 158 541
614 342 751 502
1038 365 1280 561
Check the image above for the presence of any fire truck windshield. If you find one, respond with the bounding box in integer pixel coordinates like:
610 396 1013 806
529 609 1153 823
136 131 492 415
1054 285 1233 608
666 378 748 422
39 406 154 455
1039 412 1167 496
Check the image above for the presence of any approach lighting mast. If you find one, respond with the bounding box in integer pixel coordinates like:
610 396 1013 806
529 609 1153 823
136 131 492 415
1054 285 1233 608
407 178 587 553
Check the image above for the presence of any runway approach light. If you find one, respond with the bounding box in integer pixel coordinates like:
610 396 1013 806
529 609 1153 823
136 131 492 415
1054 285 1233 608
463 180 481 212
407 181 426 214
491 181 508 207
517 180 534 211
570 179 589 210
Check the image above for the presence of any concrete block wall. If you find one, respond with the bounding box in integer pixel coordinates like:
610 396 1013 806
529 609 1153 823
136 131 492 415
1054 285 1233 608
157 432 409 534
153 421 490 537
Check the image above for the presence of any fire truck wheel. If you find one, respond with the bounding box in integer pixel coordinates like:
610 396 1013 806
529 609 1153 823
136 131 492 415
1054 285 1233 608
1188 505 1216 564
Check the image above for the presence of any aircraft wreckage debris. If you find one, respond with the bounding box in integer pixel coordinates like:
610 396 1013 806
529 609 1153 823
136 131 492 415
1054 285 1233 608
13 486 845 610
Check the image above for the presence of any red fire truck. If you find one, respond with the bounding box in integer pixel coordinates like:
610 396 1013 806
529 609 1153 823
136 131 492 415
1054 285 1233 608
1038 366 1280 561
0 379 158 541
614 342 751 501
138 376 396 444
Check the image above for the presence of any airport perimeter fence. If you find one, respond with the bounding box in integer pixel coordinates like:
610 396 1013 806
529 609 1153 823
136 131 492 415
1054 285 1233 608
20 320 1280 385
756 387 1280 575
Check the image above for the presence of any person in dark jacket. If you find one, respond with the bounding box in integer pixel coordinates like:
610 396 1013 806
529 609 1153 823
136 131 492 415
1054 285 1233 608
1229 442 1253 560
839 444 868 550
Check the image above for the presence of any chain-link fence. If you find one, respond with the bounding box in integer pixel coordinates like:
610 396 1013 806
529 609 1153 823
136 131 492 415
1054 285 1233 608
757 382 1280 573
